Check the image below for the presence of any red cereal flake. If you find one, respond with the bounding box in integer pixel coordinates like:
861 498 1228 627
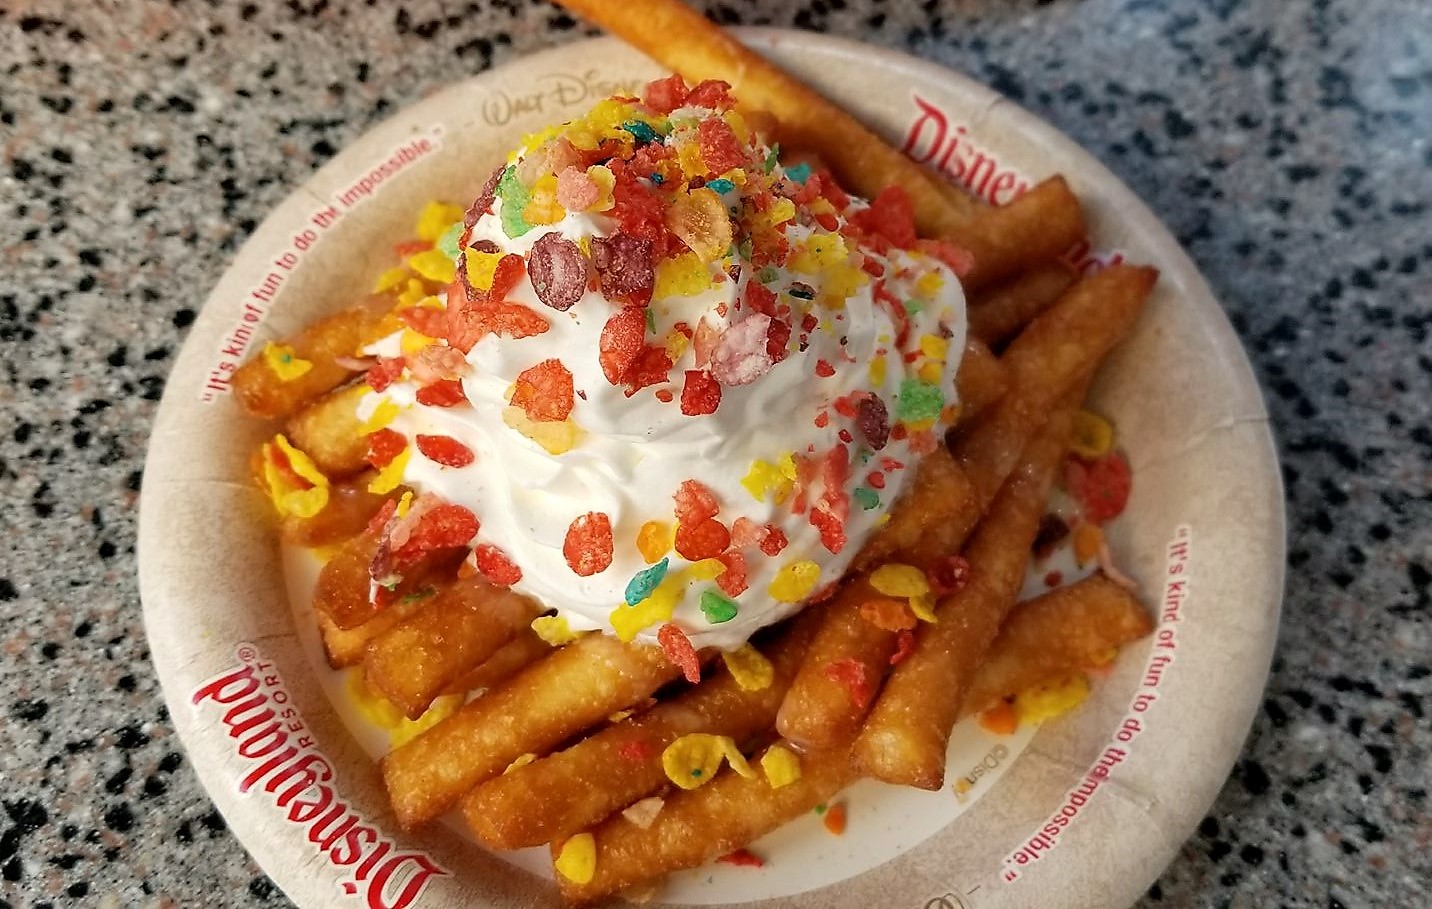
859 597 917 631
810 508 847 555
657 623 701 683
715 550 749 596
927 555 971 596
1066 451 1132 524
488 252 528 300
680 369 722 416
365 356 405 392
393 503 479 562
415 379 467 408
473 542 522 586
916 239 976 278
416 434 475 468
463 165 505 231
822 658 873 709
393 239 431 258
655 388 674 403
674 479 720 524
511 358 575 422
607 169 670 266
622 345 675 396
617 739 654 763
744 280 777 316
643 74 689 113
563 511 614 577
850 186 917 248
815 359 835 378
398 306 448 339
759 526 789 557
729 517 765 549
599 307 647 385
685 79 733 109
697 117 746 174
675 518 731 562
890 628 916 666
817 169 850 211
717 849 765 869
529 232 588 312
767 319 791 363
365 428 407 469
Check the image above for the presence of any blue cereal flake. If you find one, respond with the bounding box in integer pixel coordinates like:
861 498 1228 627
705 177 735 194
624 558 669 606
784 162 812 184
622 120 659 143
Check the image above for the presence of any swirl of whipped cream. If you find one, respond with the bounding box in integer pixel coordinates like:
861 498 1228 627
363 99 966 651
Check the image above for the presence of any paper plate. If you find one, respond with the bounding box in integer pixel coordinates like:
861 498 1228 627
139 28 1284 909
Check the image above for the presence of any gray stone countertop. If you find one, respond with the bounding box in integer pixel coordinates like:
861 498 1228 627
1 0 1427 907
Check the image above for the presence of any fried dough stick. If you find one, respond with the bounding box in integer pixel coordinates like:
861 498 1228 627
463 610 821 849
953 338 1007 425
381 633 683 828
961 573 1152 714
283 383 370 478
850 393 1081 789
957 178 1084 292
554 575 1152 902
364 578 541 719
276 474 389 548
442 629 552 696
777 265 1157 750
232 294 393 420
554 740 857 904
551 0 981 236
967 262 1079 348
318 600 425 669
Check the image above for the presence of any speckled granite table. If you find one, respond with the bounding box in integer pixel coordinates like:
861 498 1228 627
1 0 1428 907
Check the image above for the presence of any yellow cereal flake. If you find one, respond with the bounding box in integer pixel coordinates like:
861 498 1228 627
610 572 685 642
502 406 586 455
415 201 464 243
373 265 410 294
347 668 461 748
367 446 410 495
769 560 820 603
636 520 675 564
1071 409 1115 459
919 334 950 361
465 250 505 291
760 744 802 788
554 833 596 884
661 734 755 791
915 269 945 298
524 174 566 226
586 164 615 212
686 559 726 581
663 329 691 362
261 342 312 382
359 398 401 434
532 615 580 646
765 196 796 227
741 458 794 505
397 278 428 308
788 232 848 275
1014 675 1091 725
721 644 774 692
395 490 413 518
1073 522 1104 567
868 355 888 387
917 360 944 384
870 563 930 598
908 593 938 624
654 251 715 299
261 434 331 519
400 329 435 357
503 753 537 774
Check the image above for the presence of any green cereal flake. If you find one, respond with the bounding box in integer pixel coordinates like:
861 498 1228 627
700 589 739 624
496 166 534 239
896 378 945 423
853 487 880 510
437 221 464 259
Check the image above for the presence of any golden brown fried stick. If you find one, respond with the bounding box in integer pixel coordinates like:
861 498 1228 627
962 573 1152 714
967 261 1079 348
364 578 540 719
233 295 392 420
851 396 1080 789
442 629 552 696
381 633 683 828
283 383 371 478
957 178 1084 292
462 610 820 849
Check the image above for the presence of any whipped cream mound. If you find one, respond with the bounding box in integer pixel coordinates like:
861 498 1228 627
360 76 967 651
